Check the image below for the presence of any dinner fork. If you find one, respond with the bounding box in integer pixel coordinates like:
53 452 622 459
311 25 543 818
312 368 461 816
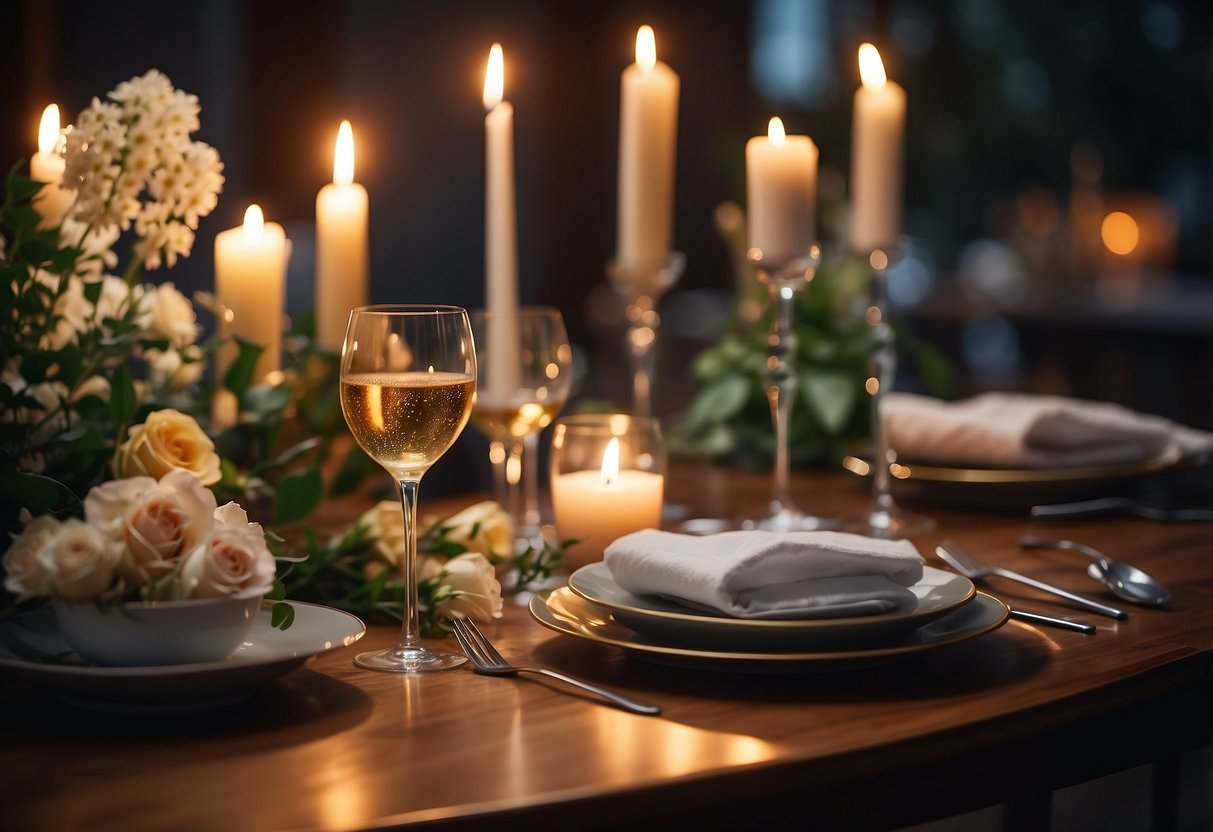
450 617 662 716
935 540 1128 620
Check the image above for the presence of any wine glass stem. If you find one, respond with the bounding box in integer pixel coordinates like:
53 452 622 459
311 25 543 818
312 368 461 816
626 295 659 419
396 476 423 651
522 432 541 534
868 266 896 512
766 282 799 511
489 440 508 508
505 440 526 538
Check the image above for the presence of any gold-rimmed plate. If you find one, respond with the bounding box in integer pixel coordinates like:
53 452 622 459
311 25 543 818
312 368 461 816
568 563 975 651
530 588 1008 672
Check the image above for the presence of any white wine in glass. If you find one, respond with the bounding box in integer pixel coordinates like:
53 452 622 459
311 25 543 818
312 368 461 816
340 305 476 673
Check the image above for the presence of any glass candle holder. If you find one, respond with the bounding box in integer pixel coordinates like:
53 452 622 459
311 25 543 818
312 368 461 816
550 413 666 572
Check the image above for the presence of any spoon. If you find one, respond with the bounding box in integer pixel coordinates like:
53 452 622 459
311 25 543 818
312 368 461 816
1018 536 1172 607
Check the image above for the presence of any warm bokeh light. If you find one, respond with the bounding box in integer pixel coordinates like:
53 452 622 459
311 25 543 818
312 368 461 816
243 204 265 243
600 437 620 485
1101 211 1140 256
767 116 786 146
635 25 656 73
37 104 60 154
333 120 355 186
858 43 887 89
483 43 504 110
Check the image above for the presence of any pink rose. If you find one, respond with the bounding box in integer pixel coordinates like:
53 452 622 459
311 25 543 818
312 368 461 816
180 503 275 599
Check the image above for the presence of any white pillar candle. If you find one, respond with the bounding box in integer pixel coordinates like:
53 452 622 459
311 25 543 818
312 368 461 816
551 438 664 570
617 24 680 267
482 43 522 403
30 104 74 229
849 43 906 254
745 116 818 265
315 119 369 350
214 205 290 387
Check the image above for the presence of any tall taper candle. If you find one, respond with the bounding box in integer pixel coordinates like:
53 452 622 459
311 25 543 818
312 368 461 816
849 43 906 253
617 25 680 267
483 43 522 402
315 120 369 349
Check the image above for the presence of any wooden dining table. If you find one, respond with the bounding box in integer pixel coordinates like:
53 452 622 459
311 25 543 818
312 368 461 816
1 460 1210 831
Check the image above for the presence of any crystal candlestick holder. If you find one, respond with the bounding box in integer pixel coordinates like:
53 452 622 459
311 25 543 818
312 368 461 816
605 251 686 418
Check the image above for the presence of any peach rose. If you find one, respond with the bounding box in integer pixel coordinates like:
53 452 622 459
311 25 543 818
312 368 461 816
179 502 275 599
112 408 221 485
37 518 123 601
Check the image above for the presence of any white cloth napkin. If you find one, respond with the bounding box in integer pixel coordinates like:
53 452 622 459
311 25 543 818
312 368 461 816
882 392 1213 469
604 530 924 619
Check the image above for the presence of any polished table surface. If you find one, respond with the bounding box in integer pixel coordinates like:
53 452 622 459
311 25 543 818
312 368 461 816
2 462 1211 831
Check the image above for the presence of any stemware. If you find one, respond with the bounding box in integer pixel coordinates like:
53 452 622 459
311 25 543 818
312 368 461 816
470 306 574 548
339 304 476 672
605 252 686 418
742 244 833 532
844 244 934 538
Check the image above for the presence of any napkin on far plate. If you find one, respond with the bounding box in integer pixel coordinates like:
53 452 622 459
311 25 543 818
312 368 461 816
604 530 924 620
883 392 1213 469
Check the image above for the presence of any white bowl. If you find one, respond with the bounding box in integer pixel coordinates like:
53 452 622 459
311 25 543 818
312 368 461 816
52 596 262 666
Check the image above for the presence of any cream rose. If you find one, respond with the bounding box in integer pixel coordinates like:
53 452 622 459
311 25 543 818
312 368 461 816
433 500 514 561
113 408 221 485
359 500 407 565
2 514 61 599
143 282 198 348
179 502 275 599
37 518 123 601
437 553 503 622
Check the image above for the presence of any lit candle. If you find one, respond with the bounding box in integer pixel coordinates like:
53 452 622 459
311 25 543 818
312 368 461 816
745 116 818 264
213 205 290 388
849 43 906 253
31 104 74 229
315 119 369 350
551 437 665 570
482 43 521 403
617 24 680 267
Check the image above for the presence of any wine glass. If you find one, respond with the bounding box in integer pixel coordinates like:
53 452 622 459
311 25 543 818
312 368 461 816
470 306 573 549
339 305 476 672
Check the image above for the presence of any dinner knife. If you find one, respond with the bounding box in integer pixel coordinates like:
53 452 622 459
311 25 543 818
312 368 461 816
1009 608 1096 635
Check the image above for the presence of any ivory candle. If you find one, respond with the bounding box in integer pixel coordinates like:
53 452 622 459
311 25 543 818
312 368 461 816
745 117 818 265
617 24 680 267
849 43 906 253
214 205 290 387
482 43 522 402
551 438 664 570
31 104 74 229
315 120 369 350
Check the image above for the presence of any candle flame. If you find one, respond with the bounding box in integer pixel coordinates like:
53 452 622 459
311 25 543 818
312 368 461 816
636 25 657 73
243 204 265 244
767 116 786 147
333 120 355 186
484 43 504 110
858 43 887 89
38 104 60 155
600 437 620 486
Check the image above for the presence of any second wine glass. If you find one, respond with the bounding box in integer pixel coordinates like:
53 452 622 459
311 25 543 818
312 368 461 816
470 306 574 549
340 304 476 673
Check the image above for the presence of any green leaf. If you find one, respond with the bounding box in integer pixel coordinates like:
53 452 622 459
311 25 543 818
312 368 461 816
0 469 67 515
110 364 137 423
681 375 749 433
270 601 295 630
223 339 263 396
801 370 858 435
5 206 42 235
913 341 955 398
6 171 45 203
331 443 375 496
243 383 292 418
273 468 324 525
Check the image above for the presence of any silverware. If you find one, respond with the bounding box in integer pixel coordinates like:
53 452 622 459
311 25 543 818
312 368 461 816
1019 535 1172 607
451 616 662 716
935 540 1128 620
1008 608 1096 635
1031 497 1213 523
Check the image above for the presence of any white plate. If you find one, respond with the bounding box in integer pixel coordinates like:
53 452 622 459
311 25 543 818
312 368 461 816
530 588 1008 672
568 562 975 650
0 601 366 712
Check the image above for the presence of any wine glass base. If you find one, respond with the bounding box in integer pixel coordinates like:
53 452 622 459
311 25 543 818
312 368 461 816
842 507 936 540
354 645 467 673
741 505 836 532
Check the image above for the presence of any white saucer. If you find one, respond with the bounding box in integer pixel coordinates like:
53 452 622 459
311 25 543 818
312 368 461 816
568 562 975 650
531 588 1008 672
0 601 366 711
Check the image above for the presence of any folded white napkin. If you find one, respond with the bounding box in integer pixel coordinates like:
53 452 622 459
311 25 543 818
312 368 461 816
604 530 924 619
882 392 1212 469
